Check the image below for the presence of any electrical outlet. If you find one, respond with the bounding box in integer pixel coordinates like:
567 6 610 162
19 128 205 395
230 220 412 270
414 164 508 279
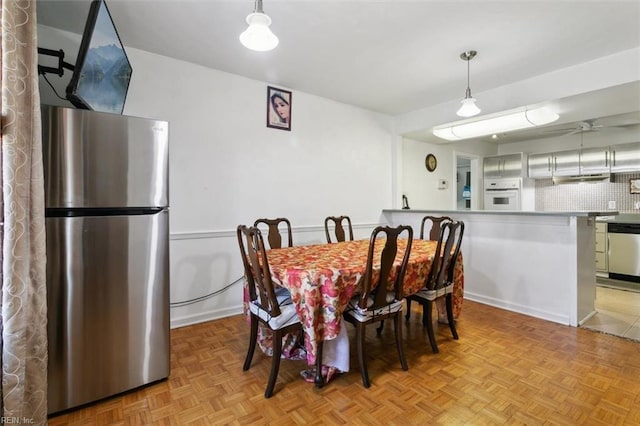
635 201 640 210
608 200 616 210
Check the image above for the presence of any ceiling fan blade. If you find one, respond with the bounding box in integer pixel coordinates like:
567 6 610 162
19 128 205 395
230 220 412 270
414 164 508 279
537 116 640 139
607 122 640 129
540 127 576 134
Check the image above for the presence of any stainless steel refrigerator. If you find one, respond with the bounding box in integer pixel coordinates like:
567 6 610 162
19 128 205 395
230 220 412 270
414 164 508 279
42 105 170 414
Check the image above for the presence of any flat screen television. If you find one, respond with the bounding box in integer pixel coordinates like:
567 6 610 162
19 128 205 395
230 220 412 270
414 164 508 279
66 0 132 114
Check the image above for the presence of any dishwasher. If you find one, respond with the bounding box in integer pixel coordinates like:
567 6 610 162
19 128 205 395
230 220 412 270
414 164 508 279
608 223 640 283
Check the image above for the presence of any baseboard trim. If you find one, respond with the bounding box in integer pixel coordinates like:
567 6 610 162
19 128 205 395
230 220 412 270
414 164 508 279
464 292 571 326
171 305 243 329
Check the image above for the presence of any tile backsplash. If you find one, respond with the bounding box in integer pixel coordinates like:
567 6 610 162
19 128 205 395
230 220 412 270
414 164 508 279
535 172 640 212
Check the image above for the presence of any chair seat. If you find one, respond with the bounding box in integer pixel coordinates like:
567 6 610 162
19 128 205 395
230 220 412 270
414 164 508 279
344 291 404 322
250 288 300 330
410 282 454 302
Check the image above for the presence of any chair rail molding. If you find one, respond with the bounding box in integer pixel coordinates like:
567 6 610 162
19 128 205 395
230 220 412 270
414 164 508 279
170 222 383 241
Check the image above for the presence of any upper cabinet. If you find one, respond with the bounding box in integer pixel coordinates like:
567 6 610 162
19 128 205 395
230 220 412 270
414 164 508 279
552 150 580 177
528 152 553 178
528 143 639 178
528 150 579 178
580 147 610 175
610 142 640 173
483 153 525 178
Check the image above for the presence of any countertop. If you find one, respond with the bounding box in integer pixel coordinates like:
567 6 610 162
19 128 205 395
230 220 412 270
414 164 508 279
383 209 617 217
595 213 640 224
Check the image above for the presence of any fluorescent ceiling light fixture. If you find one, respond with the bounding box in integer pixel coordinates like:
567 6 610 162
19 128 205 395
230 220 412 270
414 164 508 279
433 107 560 141
456 51 481 118
239 0 279 52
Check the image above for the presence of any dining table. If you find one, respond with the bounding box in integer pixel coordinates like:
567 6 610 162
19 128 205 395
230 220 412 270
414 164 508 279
254 238 464 386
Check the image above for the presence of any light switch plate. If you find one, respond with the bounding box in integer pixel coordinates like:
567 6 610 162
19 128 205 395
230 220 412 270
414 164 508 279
608 200 616 209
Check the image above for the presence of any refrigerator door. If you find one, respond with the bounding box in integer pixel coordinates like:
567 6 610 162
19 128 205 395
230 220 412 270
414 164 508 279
46 210 170 414
42 105 169 209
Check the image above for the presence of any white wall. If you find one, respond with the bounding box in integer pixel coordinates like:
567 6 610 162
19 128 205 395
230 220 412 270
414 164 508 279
38 25 394 328
401 137 494 210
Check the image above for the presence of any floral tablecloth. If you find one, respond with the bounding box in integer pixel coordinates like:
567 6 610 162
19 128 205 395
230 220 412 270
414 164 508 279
263 238 464 367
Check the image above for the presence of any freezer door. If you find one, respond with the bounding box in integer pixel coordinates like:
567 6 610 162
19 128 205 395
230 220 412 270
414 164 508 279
46 210 170 414
42 105 169 208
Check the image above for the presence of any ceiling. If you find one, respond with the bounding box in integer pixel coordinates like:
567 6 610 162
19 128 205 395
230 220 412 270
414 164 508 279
37 0 640 142
404 81 640 144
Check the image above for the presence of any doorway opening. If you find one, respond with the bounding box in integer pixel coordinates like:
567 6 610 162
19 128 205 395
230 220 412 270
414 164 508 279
454 152 481 210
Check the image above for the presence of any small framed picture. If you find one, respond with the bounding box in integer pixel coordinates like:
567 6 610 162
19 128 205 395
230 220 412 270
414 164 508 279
630 178 640 194
267 86 292 131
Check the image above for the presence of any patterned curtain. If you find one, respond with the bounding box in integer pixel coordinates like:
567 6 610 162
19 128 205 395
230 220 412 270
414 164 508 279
1 0 48 423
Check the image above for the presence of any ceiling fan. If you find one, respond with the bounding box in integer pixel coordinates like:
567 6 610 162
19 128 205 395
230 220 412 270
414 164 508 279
542 117 639 136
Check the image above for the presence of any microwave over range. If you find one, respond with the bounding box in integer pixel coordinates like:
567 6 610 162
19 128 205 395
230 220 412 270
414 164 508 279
484 178 522 210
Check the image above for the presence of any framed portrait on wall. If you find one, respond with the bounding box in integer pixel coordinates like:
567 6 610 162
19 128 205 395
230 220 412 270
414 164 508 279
267 86 292 131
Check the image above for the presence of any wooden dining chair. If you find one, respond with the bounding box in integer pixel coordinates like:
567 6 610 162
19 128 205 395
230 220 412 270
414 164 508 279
405 220 464 353
420 215 453 240
237 225 303 398
253 217 293 249
343 225 413 388
324 215 354 243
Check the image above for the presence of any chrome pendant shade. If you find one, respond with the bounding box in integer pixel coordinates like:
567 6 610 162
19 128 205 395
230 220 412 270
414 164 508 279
239 0 279 52
457 50 481 118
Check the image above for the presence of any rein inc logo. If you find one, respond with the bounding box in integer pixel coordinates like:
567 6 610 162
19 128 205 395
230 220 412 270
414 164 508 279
0 418 34 424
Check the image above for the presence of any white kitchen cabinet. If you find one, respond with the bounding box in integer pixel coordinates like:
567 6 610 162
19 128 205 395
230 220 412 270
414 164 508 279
610 142 640 173
580 147 610 175
484 153 525 178
595 222 608 274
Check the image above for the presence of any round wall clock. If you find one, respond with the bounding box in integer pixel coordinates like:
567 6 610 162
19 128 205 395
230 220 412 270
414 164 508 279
425 153 437 172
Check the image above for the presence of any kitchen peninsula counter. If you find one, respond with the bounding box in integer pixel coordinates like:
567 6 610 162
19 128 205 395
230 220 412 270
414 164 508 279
382 209 615 327
596 213 640 224
383 209 615 217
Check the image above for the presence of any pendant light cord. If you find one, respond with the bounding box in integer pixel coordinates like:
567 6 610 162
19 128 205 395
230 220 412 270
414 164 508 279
465 59 471 98
466 58 470 89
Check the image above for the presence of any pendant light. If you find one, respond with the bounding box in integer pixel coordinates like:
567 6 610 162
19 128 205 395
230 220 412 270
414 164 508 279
456 50 481 117
239 0 279 52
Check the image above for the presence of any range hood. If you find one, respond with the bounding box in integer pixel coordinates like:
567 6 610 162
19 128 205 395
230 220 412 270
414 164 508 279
552 173 611 184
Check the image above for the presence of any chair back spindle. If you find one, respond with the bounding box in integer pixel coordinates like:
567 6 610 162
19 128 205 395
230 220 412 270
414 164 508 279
237 225 282 317
420 215 452 240
358 225 413 310
254 217 293 249
324 215 354 243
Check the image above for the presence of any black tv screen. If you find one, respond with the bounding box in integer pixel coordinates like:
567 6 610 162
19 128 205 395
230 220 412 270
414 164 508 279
66 0 132 114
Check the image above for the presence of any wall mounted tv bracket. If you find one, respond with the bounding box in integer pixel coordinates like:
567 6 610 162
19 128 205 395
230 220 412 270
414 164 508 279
37 47 75 76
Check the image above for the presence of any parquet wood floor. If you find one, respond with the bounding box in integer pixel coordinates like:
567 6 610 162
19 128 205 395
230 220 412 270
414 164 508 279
48 300 640 425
